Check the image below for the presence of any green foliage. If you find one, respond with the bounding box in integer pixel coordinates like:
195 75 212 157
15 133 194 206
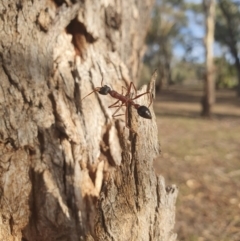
185 1 202 13
143 0 187 85
142 0 240 89
172 61 204 84
146 1 187 46
215 0 240 93
215 56 238 88
215 0 240 47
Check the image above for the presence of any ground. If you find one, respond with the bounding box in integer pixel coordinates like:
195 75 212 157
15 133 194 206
153 86 240 241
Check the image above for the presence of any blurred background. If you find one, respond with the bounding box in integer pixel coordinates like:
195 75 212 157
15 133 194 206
141 0 240 240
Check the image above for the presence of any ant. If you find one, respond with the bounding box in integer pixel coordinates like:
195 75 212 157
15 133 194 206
81 79 152 131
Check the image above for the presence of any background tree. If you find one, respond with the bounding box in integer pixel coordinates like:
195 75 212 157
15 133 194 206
0 0 177 240
215 0 240 96
143 0 187 90
201 0 216 116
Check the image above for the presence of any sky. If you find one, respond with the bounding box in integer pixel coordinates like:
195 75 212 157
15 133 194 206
150 0 234 65
174 9 205 62
173 0 231 63
174 0 205 62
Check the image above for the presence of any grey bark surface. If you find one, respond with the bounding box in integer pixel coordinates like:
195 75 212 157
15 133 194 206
0 1 178 240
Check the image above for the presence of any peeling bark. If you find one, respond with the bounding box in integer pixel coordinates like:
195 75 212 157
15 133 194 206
0 0 177 240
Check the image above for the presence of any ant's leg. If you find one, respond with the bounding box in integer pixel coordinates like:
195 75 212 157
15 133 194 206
124 104 136 133
121 85 128 94
129 82 138 97
109 99 127 109
109 100 126 117
108 99 121 108
112 103 125 118
123 82 134 97
128 82 153 107
109 86 127 107
125 104 129 128
124 82 135 98
131 91 153 107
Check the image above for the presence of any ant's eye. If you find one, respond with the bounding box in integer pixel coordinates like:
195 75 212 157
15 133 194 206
99 85 111 95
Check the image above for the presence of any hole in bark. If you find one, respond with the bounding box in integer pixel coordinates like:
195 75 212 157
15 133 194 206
66 18 96 57
100 128 116 167
16 3 23 11
52 0 66 7
37 129 45 154
52 0 78 7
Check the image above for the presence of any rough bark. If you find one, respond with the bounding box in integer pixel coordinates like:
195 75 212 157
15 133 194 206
0 1 178 240
94 75 178 241
201 0 216 117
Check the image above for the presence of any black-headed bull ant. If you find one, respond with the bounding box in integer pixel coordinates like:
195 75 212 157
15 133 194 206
81 79 152 131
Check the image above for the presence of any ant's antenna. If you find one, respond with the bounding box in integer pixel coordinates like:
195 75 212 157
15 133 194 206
81 87 101 101
81 62 104 101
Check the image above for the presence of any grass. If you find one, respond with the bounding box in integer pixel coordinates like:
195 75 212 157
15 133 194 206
153 86 240 241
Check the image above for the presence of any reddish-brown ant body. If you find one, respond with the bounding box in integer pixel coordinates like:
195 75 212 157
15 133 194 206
81 80 152 130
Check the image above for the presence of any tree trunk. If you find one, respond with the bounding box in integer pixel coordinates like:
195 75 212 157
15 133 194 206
235 58 240 96
201 0 216 117
0 1 178 241
218 0 240 96
94 72 178 241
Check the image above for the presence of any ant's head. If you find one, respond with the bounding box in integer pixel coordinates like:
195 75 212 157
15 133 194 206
99 85 111 95
137 105 152 119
